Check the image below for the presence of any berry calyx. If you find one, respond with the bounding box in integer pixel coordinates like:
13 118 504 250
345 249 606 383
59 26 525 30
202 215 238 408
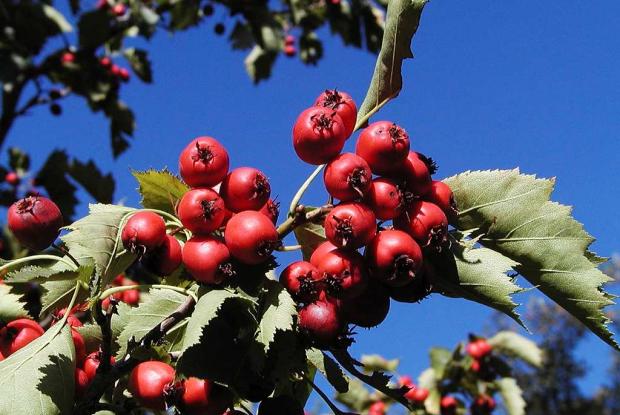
224 211 279 265
121 211 167 256
7 196 63 251
314 89 357 138
280 261 323 303
298 299 343 346
340 279 390 328
128 361 176 411
182 236 234 284
146 234 183 276
179 137 230 188
315 249 368 299
178 188 226 234
365 177 404 220
323 153 372 201
395 201 449 250
365 230 423 287
356 121 410 175
220 167 271 212
324 202 376 250
292 107 347 165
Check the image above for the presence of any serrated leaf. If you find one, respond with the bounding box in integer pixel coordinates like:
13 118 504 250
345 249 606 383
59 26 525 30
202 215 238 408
40 279 82 314
256 280 296 352
357 0 427 126
487 331 543 367
429 347 451 379
245 46 277 84
132 169 189 215
496 377 526 415
42 4 72 32
361 354 399 373
115 288 188 358
444 169 618 349
429 243 525 326
0 284 28 322
293 209 327 261
307 348 350 393
0 324 74 415
5 259 89 284
123 48 152 83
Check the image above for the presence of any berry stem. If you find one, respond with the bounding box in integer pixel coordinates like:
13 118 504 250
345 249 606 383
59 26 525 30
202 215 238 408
276 244 302 252
98 284 197 302
353 94 395 131
288 163 325 216
53 243 81 268
276 204 332 238
0 254 79 274
303 374 348 415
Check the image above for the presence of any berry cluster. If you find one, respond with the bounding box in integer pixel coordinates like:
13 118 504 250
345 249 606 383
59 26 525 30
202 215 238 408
440 394 496 415
284 89 457 346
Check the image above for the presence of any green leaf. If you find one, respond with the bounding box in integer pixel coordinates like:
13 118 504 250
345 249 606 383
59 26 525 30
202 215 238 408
307 348 350 393
293 209 327 261
77 302 132 355
245 46 277 84
132 169 189 215
356 0 427 126
42 5 72 32
229 22 254 50
360 354 399 373
115 288 188 358
123 48 153 83
40 279 82 315
496 377 526 415
169 0 201 30
429 243 525 326
0 324 74 415
429 347 452 379
105 100 135 158
487 331 543 367
78 10 112 49
256 280 297 353
67 158 115 204
5 260 93 285
0 284 28 322
8 147 30 173
444 169 618 349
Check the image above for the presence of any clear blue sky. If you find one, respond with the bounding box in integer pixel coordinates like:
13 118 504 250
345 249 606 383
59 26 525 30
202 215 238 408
7 0 620 410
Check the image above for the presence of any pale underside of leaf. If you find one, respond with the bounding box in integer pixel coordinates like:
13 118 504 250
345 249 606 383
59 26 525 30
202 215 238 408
496 377 526 415
0 284 28 321
487 331 543 367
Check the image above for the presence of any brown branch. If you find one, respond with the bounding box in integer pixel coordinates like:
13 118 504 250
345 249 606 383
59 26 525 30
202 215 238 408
276 204 333 239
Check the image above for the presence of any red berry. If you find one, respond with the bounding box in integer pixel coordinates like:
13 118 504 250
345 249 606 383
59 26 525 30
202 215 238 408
118 67 130 82
183 236 234 284
0 319 44 357
100 57 112 68
83 351 116 380
122 288 140 305
110 64 122 77
324 203 376 250
178 378 213 415
356 121 410 175
284 45 297 57
147 234 183 275
398 375 414 387
388 273 431 303
224 211 279 265
309 241 337 267
340 279 389 328
315 249 368 299
405 385 429 403
178 188 226 234
285 35 295 45
471 359 481 372
298 300 343 345
314 90 357 138
112 3 126 16
472 395 496 412
5 171 19 186
394 201 448 250
292 107 347 165
128 361 176 410
365 230 423 287
121 211 166 255
179 137 229 188
259 199 280 224
75 368 90 398
8 196 63 251
280 261 322 303
467 339 493 359
368 401 386 415
72 329 86 364
401 152 432 196
323 153 372 201
426 180 457 219
440 396 459 415
61 52 75 64
365 177 403 220
219 167 271 212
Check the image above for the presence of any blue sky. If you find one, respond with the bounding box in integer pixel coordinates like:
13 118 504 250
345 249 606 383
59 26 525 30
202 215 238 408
6 0 620 410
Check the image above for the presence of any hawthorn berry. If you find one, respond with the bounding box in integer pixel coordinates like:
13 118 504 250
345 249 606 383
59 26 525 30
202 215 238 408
178 188 226 234
298 299 343 346
388 272 432 303
472 395 496 414
146 234 183 276
118 67 130 82
0 319 44 357
471 359 481 372
100 56 112 68
440 396 459 415
340 279 390 328
368 401 386 415
404 384 429 403
182 236 234 284
365 230 423 287
128 361 176 410
309 241 337 267
259 199 280 224
5 171 19 186
365 177 403 220
258 395 304 415
395 201 448 250
285 34 296 45
224 211 279 265
121 211 167 255
179 137 229 187
219 167 271 212
61 51 75 64
356 121 410 175
401 152 432 196
72 329 87 364
314 89 357 138
7 196 63 251
111 3 126 16
280 261 322 303
292 106 347 165
426 180 457 219
324 202 376 250
315 248 368 299
83 351 116 380
75 368 90 398
284 45 297 57
177 377 214 415
466 339 493 359
323 153 372 201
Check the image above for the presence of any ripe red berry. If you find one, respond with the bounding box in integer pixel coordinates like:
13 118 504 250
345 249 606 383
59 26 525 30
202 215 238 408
111 3 126 16
466 339 493 359
323 153 372 201
179 137 229 188
324 203 376 250
314 90 357 138
284 45 297 57
129 361 176 410
146 234 183 275
298 299 343 345
178 377 214 415
100 56 112 68
395 201 448 250
178 188 226 234
471 359 481 372
388 273 432 303
122 288 140 305
259 199 280 224
72 329 86 364
472 395 496 413
118 67 130 82
292 107 347 165
5 171 19 186
0 319 44 357
183 236 234 284
219 167 271 212
285 34 295 45
365 177 403 220
110 64 122 77
121 211 167 255
356 121 410 175
401 152 432 196
315 249 368 299
75 368 90 398
440 396 459 415
404 385 429 403
224 211 279 265
61 52 75 64
426 180 457 219
7 196 63 251
368 401 386 415
309 241 337 267
365 230 423 287
340 279 389 328
83 351 116 380
280 261 322 303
